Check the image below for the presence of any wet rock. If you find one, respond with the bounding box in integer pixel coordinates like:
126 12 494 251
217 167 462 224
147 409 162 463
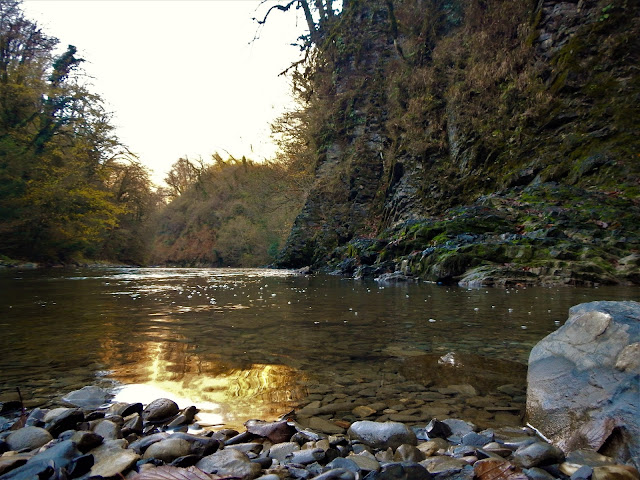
287 448 326 465
93 418 122 440
370 462 431 480
4 439 82 479
308 417 345 434
348 421 417 450
424 456 469 475
129 432 170 454
353 405 377 418
523 467 559 480
417 438 449 456
462 431 494 447
196 448 262 479
70 430 103 453
268 441 300 463
90 448 140 477
245 419 297 443
44 407 84 438
0 454 31 476
592 465 640 480
512 441 565 468
61 385 110 409
143 437 192 462
527 301 640 470
423 419 452 439
5 426 52 451
570 465 594 480
348 452 380 472
142 397 180 422
109 401 143 417
394 444 425 462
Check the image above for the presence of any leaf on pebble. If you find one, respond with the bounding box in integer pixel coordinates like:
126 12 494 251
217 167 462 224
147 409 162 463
474 459 528 480
130 465 225 480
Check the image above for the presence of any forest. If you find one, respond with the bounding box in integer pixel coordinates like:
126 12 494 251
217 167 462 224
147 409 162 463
0 1 312 267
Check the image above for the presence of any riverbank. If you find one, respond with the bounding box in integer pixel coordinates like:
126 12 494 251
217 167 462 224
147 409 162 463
1 388 638 480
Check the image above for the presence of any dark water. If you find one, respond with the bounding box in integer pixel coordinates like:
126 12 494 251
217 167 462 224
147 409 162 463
0 267 637 429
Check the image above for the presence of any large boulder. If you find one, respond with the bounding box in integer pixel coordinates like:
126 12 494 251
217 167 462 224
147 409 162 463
526 301 639 470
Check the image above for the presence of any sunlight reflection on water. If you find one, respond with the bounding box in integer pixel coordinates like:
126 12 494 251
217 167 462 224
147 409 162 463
1 267 637 430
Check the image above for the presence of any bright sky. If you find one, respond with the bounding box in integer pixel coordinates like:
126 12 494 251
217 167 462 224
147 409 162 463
22 0 306 184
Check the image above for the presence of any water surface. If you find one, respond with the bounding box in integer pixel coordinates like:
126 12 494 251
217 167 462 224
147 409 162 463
0 267 636 429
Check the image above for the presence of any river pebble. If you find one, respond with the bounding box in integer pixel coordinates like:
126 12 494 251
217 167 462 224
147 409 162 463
0 391 637 480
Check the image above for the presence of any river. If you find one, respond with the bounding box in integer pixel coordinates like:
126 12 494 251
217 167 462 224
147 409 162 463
0 267 636 430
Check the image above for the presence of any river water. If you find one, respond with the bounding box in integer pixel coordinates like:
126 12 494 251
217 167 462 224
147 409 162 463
0 267 636 430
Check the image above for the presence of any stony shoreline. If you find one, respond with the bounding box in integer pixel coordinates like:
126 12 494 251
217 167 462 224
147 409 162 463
1 386 638 480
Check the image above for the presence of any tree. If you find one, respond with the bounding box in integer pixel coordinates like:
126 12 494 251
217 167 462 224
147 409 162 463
0 1 151 263
164 156 203 198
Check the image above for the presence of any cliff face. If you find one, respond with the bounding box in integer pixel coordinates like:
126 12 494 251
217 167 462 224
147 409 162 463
277 0 640 286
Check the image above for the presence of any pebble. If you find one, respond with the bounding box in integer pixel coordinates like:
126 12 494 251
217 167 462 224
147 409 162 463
0 389 637 480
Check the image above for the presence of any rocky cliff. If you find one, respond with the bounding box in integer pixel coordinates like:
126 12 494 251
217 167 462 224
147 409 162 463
277 0 640 286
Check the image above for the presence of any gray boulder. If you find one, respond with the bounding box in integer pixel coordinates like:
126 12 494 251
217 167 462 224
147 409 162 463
6 426 52 451
347 421 417 450
526 301 639 470
62 386 110 409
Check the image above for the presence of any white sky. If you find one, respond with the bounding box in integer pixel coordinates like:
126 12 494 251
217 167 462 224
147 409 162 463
22 0 306 184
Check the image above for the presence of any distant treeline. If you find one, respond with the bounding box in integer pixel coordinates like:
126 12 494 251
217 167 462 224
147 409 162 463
0 1 312 267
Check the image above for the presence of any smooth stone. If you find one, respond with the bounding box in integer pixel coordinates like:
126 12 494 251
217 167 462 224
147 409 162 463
348 421 417 450
9 440 81 478
0 454 31 475
592 466 640 480
375 462 432 480
226 442 263 455
287 448 326 465
513 441 565 468
109 402 143 417
423 456 468 475
444 384 478 396
6 426 52 451
143 437 192 462
571 465 595 480
394 444 425 462
494 412 523 426
44 408 84 438
123 413 144 434
462 431 494 447
443 419 476 437
309 468 355 480
327 457 361 473
196 449 262 480
353 406 377 418
70 430 103 453
88 438 129 463
417 438 449 456
61 386 110 409
142 398 180 422
128 432 170 454
308 417 345 435
89 449 140 478
92 419 122 440
524 467 559 480
268 442 300 463
566 449 617 467
347 452 380 472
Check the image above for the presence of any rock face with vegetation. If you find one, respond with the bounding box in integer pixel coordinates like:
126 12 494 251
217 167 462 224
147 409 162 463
275 0 640 286
526 301 640 471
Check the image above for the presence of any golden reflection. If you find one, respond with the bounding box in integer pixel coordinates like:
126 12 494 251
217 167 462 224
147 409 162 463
98 335 307 431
